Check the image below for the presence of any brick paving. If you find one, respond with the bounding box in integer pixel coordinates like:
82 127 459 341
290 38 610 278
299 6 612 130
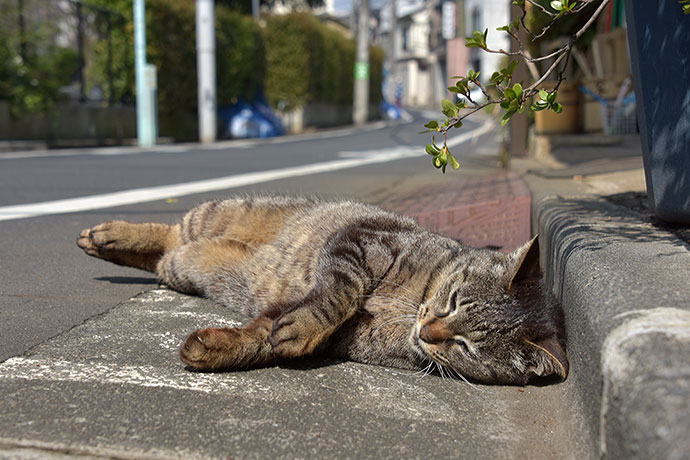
380 171 531 252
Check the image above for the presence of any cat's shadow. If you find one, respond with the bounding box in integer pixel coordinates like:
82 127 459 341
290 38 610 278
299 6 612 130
182 357 349 375
95 276 160 285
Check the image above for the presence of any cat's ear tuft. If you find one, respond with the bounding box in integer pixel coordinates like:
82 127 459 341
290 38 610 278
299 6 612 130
508 235 541 288
525 336 569 380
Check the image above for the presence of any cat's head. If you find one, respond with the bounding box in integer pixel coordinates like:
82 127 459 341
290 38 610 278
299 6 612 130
411 236 568 385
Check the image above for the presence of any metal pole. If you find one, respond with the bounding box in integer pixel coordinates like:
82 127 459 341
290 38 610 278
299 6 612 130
133 0 155 146
353 0 370 126
195 0 217 144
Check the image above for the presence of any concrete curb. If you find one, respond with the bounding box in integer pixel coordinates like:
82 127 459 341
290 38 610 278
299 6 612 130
533 194 690 460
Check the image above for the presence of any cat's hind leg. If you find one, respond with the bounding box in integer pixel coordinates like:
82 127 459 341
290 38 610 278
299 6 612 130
180 316 274 370
155 237 253 301
77 221 182 272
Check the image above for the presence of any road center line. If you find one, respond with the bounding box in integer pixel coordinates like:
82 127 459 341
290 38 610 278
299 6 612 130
0 122 493 222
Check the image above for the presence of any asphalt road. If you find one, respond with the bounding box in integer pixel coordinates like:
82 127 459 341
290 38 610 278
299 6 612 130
0 111 501 362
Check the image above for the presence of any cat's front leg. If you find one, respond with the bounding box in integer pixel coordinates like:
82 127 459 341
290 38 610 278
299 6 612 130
268 240 377 358
180 316 274 370
268 299 337 358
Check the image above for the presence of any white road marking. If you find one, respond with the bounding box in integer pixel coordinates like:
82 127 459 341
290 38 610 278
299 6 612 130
0 121 493 222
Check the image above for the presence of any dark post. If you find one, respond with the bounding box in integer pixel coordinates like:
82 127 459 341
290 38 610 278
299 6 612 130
624 0 690 223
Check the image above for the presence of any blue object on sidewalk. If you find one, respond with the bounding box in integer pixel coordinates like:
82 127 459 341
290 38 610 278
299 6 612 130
379 101 402 120
218 94 284 139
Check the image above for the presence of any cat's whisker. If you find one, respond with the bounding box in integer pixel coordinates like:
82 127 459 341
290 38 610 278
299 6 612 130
434 362 444 380
411 360 434 379
444 365 481 390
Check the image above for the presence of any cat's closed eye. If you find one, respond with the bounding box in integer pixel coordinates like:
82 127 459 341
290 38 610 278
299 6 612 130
453 336 472 357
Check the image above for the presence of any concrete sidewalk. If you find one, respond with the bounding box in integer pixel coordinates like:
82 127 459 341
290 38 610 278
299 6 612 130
515 133 690 460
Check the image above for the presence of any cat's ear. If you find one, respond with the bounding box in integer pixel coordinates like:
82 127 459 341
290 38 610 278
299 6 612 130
508 235 541 288
525 336 569 380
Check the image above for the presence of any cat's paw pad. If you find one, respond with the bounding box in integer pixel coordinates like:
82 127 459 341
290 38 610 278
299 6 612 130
269 309 323 358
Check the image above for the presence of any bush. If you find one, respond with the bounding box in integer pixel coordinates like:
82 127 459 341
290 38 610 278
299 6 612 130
215 8 266 105
0 1 80 117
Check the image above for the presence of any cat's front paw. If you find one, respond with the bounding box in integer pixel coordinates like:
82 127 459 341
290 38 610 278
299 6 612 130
269 309 326 358
180 328 233 371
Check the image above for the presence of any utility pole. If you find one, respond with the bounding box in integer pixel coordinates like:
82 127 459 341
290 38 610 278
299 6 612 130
353 0 370 126
133 0 157 146
195 0 217 144
387 0 397 103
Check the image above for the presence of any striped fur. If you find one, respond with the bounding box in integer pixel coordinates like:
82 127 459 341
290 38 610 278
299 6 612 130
77 195 568 385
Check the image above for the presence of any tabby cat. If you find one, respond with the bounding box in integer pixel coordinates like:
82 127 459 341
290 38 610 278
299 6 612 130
77 195 568 385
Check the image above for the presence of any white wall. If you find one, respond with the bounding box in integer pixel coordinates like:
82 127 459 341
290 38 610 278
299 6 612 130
465 0 511 82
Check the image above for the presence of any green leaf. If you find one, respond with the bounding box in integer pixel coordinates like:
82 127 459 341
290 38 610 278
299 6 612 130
531 100 549 111
501 109 517 126
547 91 558 103
539 89 549 100
425 143 439 156
513 83 523 100
424 120 439 129
507 60 519 75
448 153 460 169
550 0 564 11
552 102 563 114
441 98 458 118
504 88 516 100
448 86 460 93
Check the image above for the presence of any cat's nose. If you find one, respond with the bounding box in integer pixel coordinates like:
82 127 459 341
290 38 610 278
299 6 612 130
419 319 449 344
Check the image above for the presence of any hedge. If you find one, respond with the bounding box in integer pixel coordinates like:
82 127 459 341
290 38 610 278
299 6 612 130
263 13 383 111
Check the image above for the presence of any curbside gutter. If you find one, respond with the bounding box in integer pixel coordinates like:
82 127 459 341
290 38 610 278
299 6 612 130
532 193 690 460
